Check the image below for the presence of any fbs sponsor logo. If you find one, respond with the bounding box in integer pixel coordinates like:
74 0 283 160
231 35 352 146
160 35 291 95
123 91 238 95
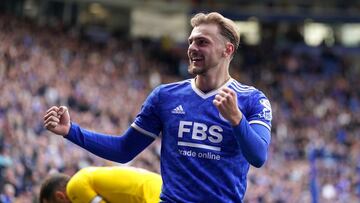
177 120 223 151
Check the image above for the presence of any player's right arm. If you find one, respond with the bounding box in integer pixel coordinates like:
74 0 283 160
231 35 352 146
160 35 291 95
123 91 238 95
43 106 155 163
43 86 162 163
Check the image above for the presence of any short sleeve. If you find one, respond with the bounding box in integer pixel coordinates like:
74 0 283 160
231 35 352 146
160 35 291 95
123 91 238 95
131 85 163 138
246 90 272 131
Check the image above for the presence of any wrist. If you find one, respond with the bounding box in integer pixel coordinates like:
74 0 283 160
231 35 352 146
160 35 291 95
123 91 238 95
230 111 243 126
64 124 71 137
63 122 74 138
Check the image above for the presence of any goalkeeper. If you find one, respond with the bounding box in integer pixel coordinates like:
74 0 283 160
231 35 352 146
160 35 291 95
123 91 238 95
39 166 162 203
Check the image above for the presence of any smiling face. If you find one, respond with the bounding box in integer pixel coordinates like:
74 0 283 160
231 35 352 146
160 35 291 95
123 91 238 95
187 23 229 75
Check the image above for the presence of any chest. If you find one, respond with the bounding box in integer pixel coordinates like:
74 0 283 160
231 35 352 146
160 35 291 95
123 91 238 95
159 97 240 152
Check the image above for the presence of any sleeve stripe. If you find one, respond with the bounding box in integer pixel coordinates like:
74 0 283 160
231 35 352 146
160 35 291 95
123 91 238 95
90 196 103 203
230 84 255 93
249 120 271 131
131 123 158 139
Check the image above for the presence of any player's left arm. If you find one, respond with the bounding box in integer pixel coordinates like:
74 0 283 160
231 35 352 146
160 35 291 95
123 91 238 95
213 87 271 168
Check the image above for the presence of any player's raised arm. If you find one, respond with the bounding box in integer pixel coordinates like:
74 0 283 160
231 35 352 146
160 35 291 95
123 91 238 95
214 87 271 168
43 106 155 163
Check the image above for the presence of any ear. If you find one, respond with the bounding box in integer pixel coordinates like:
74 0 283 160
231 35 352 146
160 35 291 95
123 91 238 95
223 42 234 58
55 191 68 202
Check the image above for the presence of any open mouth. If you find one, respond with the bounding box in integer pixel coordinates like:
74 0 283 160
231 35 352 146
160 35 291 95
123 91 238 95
190 56 204 64
192 57 203 62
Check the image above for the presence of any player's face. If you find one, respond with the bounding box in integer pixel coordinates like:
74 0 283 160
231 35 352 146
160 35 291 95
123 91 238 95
187 23 227 75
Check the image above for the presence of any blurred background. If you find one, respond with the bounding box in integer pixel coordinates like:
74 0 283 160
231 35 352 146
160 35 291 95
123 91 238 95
0 0 359 202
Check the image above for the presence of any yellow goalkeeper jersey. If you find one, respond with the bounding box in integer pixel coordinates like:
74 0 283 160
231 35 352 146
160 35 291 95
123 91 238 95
66 166 162 203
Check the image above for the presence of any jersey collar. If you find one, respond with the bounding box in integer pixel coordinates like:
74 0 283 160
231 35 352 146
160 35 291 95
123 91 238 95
191 78 233 99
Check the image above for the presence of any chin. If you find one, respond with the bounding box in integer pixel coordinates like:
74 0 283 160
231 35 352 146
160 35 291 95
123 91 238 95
188 64 206 75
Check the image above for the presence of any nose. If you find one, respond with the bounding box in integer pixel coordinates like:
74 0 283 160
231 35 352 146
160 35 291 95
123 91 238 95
188 41 198 52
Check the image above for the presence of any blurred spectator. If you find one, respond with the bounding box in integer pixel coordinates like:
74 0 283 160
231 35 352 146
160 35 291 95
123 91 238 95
0 183 15 203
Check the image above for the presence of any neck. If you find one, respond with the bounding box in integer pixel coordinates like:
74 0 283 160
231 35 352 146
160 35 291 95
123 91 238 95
195 69 231 93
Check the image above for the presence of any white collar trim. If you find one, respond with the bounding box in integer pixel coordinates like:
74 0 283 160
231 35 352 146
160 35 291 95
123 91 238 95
191 78 233 99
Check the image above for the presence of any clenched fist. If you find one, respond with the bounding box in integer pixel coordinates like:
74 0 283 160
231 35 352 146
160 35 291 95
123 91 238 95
43 106 71 136
213 87 243 126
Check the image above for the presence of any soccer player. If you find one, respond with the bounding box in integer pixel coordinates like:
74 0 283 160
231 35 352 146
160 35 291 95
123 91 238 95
39 166 162 203
44 12 272 202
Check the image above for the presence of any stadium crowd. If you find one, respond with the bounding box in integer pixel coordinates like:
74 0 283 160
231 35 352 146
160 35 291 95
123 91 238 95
0 14 359 202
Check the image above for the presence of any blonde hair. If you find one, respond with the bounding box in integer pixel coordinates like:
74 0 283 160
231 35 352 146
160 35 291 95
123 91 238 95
190 12 240 55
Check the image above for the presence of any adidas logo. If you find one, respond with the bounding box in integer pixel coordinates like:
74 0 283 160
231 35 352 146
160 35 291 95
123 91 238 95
171 105 185 114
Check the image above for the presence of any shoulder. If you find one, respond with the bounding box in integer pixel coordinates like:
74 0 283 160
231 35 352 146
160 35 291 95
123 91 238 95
66 168 95 201
152 79 192 96
158 79 192 91
68 167 95 185
229 79 271 106
229 79 260 96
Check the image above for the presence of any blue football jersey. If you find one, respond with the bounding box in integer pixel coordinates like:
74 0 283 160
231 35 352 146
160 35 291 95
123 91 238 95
131 78 272 202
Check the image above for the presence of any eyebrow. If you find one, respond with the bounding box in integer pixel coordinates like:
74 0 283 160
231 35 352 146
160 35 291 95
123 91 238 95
188 36 209 44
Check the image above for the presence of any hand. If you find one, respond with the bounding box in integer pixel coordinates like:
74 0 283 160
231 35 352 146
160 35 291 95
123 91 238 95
43 106 71 136
213 87 243 126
